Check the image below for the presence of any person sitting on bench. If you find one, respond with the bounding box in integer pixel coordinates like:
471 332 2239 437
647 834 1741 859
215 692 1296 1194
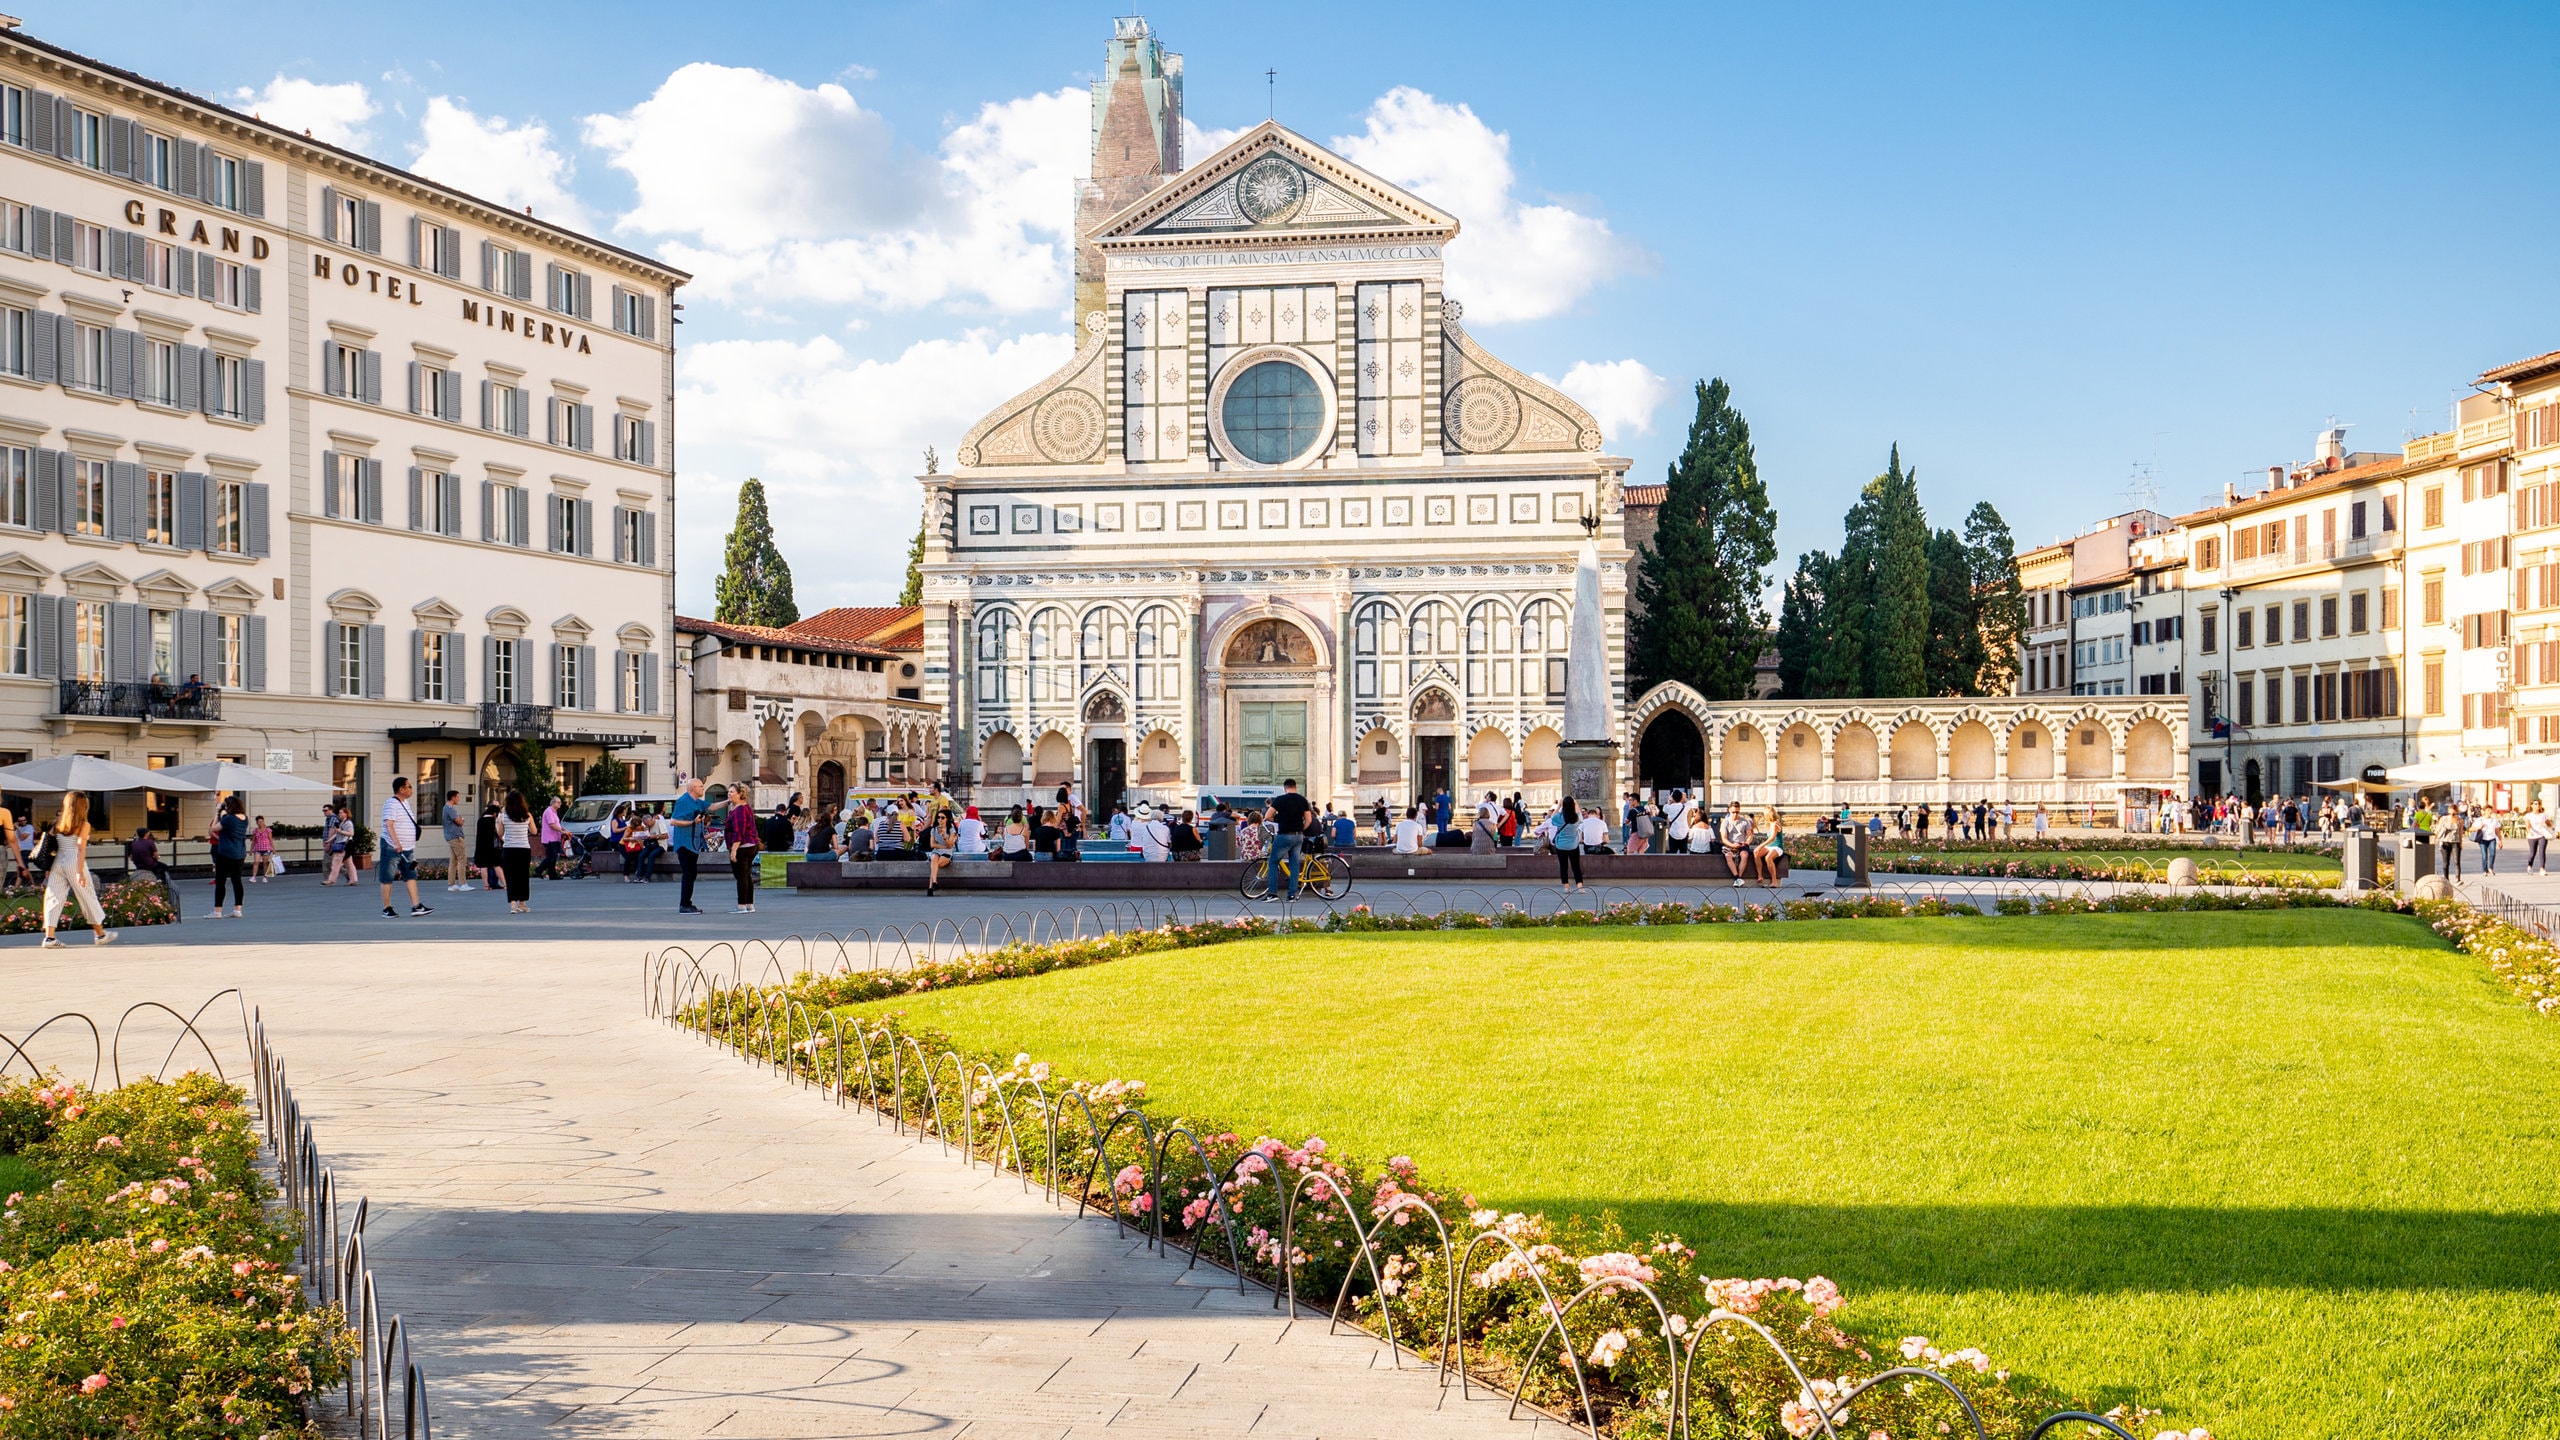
1718 800 1757 884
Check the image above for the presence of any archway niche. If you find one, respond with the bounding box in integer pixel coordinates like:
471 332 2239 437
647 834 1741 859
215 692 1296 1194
1721 723 1766 783
1776 723 1823 782
1639 711 1705 792
2125 718 2175 780
1833 723 1879 780
1888 722 1937 780
1949 721 1997 782
2008 721 2054 779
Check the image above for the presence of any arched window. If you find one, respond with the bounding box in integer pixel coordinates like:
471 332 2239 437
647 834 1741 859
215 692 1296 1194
975 610 1019 705
1134 605 1180 701
1353 599 1400 701
1519 598 1567 700
1411 601 1456 656
1027 608 1072 701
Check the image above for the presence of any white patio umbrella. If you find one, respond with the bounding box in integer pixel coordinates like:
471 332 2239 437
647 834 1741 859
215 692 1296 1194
2482 754 2560 784
2383 756 2504 786
152 760 333 793
0 755 209 793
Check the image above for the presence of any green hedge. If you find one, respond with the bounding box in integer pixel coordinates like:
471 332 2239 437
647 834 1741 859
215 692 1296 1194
0 1074 351 1436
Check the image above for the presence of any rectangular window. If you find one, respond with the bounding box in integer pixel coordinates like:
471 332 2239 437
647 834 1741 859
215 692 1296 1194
210 479 244 554
138 131 170 190
2200 612 2217 654
618 507 645 563
622 652 647 711
2424 486 2443 528
420 631 447 703
490 637 517 705
0 86 20 148
2382 588 2399 630
206 153 242 212
70 108 102 168
211 613 241 687
421 223 459 276
0 446 25 528
555 643 582 708
613 287 653 337
335 623 364 697
2424 659 2443 715
2349 591 2367 634
549 264 581 314
327 343 361 398
208 354 245 419
0 305 21 377
2292 600 2311 642
73 601 108 681
2237 609 2253 647
72 459 108 537
0 593 25 675
69 323 109 392
2349 501 2366 539
206 259 243 309
148 609 173 682
144 469 176 546
137 238 174 290
2320 596 2338 637
2423 576 2443 625
2236 676 2256 726
143 340 178 406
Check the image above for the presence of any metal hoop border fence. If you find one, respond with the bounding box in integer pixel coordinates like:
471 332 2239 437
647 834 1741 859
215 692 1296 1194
0 993 430 1439
643 920 2148 1440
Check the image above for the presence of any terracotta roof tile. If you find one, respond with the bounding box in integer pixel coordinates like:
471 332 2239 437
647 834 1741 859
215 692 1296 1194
674 614 895 659
793 605 926 651
1621 483 1666 508
2481 348 2560 386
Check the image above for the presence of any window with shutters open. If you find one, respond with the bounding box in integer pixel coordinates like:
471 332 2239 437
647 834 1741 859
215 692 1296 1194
489 637 518 705
0 447 24 529
0 308 22 378
144 469 175 546
68 107 101 168
210 480 244 555
71 459 108 537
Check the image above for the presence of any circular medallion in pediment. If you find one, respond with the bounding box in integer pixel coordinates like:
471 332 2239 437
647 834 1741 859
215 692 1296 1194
1033 389 1106 464
1237 156 1308 225
1447 375 1522 453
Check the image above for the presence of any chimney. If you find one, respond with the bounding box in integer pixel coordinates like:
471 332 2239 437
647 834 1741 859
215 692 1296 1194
2315 425 2348 469
2223 482 2236 505
2265 465 2283 493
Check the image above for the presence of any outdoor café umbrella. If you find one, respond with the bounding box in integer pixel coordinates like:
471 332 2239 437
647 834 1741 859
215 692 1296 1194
2383 756 2504 786
2482 754 2560 785
0 755 209 793
152 760 333 793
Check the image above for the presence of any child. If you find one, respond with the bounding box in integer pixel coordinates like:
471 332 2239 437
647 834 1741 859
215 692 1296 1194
250 815 277 880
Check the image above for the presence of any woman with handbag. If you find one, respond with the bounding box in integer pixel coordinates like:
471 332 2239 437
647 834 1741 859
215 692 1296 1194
37 793 115 948
497 790 535 913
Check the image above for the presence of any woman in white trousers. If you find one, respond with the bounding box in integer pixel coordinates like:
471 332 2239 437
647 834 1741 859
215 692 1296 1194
41 792 116 948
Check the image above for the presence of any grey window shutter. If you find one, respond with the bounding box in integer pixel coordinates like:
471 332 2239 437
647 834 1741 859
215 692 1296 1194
321 186 340 243
243 267 261 313
407 215 422 269
362 623 386 699
480 378 494 430
361 200 382 255
105 229 129 281
613 651 627 713
175 608 203 684
245 614 267 691
642 511 658 567
641 420 657 467
198 346 220 416
108 460 142 542
479 479 494 541
440 475 461 536
362 458 385 525
321 341 343 398
545 495 559 553
407 360 421 414
643 295 657 340
545 262 562 310
408 466 424 530
480 239 496 291
441 373 462 423
242 358 266 425
28 449 58 532
360 349 382 406
177 471 209 550
440 227 462 279
244 482 270 558
242 161 265 219
548 642 562 704
28 594 56 679
613 507 627 563
508 485 529 545
50 212 71 266
511 252 532 302
26 90 51 154
545 396 559 445
321 451 341 518
171 247 194 299
575 273 592 321
575 404 594 452
643 653 660 714
482 635 494 702
19 207 44 258
580 645 597 710
106 117 134 178
511 390 529 437
107 602 137 683
51 450 74 533
610 284 627 331
411 628 425 701
107 328 138 399
174 343 201 411
26 306 54 384
576 499 594 557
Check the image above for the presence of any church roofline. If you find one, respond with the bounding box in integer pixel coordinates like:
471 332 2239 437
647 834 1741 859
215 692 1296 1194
1089 120 1459 249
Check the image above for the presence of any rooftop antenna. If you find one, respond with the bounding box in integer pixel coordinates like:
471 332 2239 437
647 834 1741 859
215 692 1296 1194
1266 67 1276 119
2125 462 2159 516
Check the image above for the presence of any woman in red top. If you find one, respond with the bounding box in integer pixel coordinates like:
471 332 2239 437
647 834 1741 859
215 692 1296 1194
724 801 761 913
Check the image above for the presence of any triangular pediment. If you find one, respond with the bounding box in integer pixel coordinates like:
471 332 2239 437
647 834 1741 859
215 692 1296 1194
1096 121 1458 246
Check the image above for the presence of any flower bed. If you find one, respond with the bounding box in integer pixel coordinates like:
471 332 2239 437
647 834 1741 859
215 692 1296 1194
0 880 179 935
2414 899 2560 1017
0 1073 351 1435
1778 835 2343 888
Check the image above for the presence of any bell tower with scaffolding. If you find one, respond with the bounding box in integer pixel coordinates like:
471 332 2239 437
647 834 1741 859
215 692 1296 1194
1073 17 1183 320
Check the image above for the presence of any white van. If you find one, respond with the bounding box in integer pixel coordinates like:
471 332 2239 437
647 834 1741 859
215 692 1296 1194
559 793 683 844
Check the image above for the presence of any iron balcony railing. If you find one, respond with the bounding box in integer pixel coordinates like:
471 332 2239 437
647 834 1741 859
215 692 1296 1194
56 679 223 721
477 702 556 736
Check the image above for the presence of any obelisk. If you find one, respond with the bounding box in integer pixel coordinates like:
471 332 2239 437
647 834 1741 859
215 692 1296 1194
1556 538 1617 809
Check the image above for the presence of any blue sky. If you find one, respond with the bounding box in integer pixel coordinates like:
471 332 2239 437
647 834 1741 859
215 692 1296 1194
40 1 2560 611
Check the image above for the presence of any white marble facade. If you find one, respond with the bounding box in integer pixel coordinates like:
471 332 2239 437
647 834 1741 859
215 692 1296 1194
920 123 1629 813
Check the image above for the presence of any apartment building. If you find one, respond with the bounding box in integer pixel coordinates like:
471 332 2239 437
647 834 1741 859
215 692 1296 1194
0 24 684 826
2015 538 2072 694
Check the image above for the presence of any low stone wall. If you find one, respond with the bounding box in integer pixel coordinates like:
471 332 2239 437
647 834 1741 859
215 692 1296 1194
786 848 1787 891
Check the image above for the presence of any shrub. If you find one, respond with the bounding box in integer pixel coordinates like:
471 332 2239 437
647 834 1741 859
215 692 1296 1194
0 881 177 936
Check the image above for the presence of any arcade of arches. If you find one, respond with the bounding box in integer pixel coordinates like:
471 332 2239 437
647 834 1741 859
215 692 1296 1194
1627 687 2188 821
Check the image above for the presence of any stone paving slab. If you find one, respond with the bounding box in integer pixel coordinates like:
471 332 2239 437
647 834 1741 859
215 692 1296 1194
0 937 1562 1438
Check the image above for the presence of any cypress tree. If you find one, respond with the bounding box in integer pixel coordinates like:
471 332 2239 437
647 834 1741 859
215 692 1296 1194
898 519 925 607
1773 551 1828 699
1863 446 1930 696
714 478 800 628
1964 501 2027 694
1923 527 1982 695
1628 379 1779 699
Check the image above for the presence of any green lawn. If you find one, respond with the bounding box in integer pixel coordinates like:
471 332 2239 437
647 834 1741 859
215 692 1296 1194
0 1153 42 1199
1837 842 2345 874
848 911 2560 1438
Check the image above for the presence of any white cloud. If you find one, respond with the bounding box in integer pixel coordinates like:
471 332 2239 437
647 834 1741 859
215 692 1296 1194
1181 116 1249 165
231 76 377 150
1545 360 1674 445
411 97 589 229
1333 88 1642 324
587 67 1086 315
674 329 1078 611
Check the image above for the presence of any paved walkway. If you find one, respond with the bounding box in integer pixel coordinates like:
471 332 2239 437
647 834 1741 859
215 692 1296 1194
1 934 1562 1438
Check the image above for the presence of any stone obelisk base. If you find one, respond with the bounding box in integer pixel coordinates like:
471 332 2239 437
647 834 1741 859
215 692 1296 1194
1557 740 1618 812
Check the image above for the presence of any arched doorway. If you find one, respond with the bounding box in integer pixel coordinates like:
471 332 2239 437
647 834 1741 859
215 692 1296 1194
1638 710 1704 793
814 760 846 809
1410 688 1457 800
1224 617 1320 792
1085 690 1128 813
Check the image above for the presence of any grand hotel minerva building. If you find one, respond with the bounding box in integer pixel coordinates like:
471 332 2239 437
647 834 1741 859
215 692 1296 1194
920 19 1628 814
0 23 682 827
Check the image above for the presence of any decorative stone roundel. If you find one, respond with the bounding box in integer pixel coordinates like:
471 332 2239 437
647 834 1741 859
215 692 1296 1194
1236 156 1307 225
1032 389 1106 464
1446 375 1522 453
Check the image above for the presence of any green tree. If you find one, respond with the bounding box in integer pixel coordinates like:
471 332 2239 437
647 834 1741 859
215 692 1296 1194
1924 527 1984 695
898 518 925 607
714 478 800 628
1772 551 1829 699
508 737 559 814
1963 501 2027 694
1862 445 1930 696
1628 378 1780 699
579 752 631 796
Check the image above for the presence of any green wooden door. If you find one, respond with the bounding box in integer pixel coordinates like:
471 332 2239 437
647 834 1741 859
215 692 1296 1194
1239 702 1307 786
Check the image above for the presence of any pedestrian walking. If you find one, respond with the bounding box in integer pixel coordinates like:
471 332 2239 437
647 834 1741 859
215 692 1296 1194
36 794 115 947
250 815 278 881
0 796 21 889
443 792 475 891
207 795 249 918
377 776 432 918
320 802 355 885
2474 807 2502 875
2527 801 2554 875
497 790 534 913
474 799 504 904
1550 795 1586 890
670 777 709 914
724 792 762 913
535 797 565 879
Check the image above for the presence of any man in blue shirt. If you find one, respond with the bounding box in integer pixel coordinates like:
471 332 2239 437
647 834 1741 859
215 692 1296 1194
670 776 709 915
